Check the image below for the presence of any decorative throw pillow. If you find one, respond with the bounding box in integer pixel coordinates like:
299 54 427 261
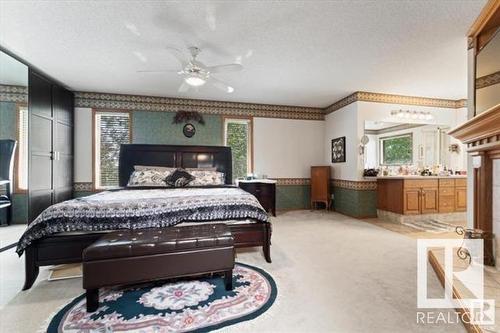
188 170 225 186
165 169 195 187
127 169 171 187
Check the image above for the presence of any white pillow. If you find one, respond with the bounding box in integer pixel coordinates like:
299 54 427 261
188 170 225 186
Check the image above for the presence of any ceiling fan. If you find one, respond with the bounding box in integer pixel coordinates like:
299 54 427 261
138 46 243 93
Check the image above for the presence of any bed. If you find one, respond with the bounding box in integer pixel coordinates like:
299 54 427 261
20 144 272 290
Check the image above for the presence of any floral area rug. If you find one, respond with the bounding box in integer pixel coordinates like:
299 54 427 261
46 263 277 332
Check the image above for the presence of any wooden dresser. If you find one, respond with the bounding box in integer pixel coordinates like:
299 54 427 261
310 166 331 209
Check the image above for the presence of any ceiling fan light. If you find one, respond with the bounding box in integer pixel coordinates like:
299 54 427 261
184 76 206 87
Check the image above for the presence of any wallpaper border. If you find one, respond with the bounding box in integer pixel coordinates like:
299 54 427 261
0 85 28 103
325 91 467 114
75 92 325 120
74 90 467 119
476 71 500 89
73 178 377 191
331 179 377 191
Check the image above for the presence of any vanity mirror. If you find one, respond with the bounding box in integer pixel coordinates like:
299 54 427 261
363 121 467 175
0 50 29 225
475 29 500 114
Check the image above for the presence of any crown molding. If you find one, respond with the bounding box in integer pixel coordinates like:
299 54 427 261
467 0 500 38
325 91 467 114
75 91 325 120
476 71 500 89
449 103 500 153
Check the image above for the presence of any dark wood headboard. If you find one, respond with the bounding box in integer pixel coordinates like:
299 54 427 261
118 144 232 186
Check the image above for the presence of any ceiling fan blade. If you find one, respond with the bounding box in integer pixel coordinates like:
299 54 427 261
210 76 234 93
206 63 243 73
166 47 189 68
178 81 190 93
137 69 180 73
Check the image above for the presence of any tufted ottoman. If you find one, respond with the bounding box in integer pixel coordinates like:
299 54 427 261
82 224 235 312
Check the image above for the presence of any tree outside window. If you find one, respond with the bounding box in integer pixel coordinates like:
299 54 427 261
94 112 130 188
380 134 412 165
223 118 252 181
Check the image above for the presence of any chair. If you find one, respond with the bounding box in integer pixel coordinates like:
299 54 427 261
0 140 17 226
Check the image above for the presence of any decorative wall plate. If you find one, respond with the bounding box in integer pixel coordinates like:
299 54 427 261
183 123 196 138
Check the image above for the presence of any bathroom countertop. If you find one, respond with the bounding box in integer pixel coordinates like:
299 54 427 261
374 175 467 180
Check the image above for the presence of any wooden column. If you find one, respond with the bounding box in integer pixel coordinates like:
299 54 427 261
450 106 500 266
472 153 494 265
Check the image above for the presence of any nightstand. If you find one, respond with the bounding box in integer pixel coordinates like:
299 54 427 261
237 179 276 216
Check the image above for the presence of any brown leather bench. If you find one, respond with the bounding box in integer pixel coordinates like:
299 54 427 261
82 224 235 312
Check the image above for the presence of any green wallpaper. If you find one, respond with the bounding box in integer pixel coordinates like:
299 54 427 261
276 185 310 210
0 101 16 140
332 186 377 218
0 101 28 224
132 111 223 146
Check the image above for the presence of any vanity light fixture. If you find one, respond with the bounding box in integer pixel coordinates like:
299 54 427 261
390 109 434 121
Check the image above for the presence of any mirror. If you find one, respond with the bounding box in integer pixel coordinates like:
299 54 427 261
0 50 29 225
475 30 500 114
363 121 467 175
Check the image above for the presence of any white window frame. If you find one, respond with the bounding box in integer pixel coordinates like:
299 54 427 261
15 104 28 192
379 133 413 166
93 111 131 189
223 117 253 178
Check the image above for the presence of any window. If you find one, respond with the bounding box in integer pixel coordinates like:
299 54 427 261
380 133 413 165
94 111 130 189
223 117 252 181
15 105 28 192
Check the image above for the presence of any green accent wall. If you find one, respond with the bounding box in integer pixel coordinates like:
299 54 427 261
0 101 16 139
0 101 28 224
276 185 310 210
132 112 223 146
73 191 94 198
332 186 377 218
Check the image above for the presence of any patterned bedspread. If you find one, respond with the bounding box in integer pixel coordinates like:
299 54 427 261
16 187 269 255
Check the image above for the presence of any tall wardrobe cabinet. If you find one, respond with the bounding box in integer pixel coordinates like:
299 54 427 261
310 166 331 209
29 71 74 222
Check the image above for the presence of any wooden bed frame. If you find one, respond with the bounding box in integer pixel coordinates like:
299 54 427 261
23 144 272 290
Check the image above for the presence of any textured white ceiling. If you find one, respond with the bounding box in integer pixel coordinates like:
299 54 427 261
0 1 486 107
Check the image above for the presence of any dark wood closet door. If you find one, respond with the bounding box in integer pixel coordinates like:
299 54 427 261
52 86 74 203
28 72 54 221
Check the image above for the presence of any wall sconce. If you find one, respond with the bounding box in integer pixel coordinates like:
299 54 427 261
449 143 460 153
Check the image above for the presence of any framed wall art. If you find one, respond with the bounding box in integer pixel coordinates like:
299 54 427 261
331 136 346 163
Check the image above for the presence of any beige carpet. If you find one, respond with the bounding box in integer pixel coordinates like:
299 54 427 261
0 210 466 332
